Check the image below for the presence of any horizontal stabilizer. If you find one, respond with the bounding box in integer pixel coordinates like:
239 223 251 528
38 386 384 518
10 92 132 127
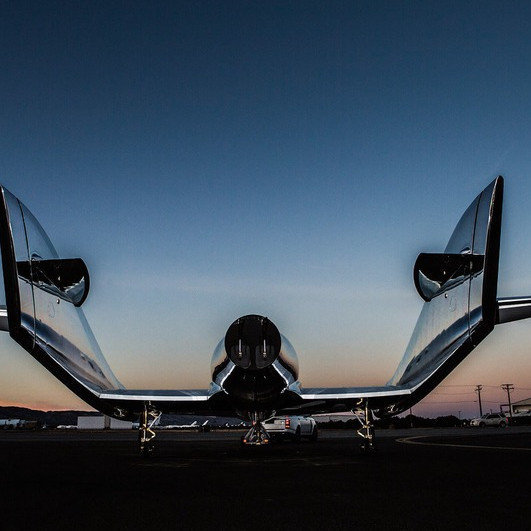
0 305 7 332
497 297 531 324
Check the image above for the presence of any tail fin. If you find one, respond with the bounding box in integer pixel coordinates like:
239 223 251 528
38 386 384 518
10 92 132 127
0 186 123 415
383 177 503 413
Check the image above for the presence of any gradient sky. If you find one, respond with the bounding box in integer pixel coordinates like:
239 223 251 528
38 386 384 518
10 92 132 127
1 1 530 417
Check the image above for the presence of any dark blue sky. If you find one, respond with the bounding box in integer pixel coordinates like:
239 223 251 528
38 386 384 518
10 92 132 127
1 1 530 415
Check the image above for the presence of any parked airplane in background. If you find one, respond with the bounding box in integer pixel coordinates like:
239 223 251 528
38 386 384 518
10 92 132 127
1 177 530 454
163 420 199 430
160 420 209 431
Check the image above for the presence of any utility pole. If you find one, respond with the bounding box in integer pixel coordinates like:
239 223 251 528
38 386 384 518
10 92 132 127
501 383 514 419
475 385 483 417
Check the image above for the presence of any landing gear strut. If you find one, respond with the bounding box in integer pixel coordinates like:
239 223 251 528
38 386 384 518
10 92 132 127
138 404 161 458
355 401 376 451
241 412 270 446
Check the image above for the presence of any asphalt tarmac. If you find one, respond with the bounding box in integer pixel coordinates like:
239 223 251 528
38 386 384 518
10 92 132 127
1 427 530 530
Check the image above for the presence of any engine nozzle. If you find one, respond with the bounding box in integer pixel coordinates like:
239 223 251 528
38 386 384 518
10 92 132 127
225 314 281 370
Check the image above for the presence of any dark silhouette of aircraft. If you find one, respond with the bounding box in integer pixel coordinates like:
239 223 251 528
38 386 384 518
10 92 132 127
1 177 529 453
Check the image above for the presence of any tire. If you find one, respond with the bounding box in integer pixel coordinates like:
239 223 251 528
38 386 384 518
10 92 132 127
293 427 301 443
479 422 485 428
499 421 506 428
309 425 318 442
140 442 154 458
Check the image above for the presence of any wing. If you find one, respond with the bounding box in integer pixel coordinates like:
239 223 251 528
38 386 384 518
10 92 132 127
286 177 507 417
0 186 230 421
277 383 412 416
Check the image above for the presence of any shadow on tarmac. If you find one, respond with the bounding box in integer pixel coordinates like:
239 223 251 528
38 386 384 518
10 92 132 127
1 428 530 530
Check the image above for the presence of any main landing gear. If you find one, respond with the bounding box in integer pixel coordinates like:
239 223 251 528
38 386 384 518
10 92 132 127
355 401 376 451
138 404 161 458
241 412 270 446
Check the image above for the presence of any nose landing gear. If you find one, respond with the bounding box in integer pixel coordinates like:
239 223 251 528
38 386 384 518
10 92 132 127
241 411 271 446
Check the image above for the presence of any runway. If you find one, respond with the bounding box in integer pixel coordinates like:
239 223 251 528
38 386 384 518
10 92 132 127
1 427 530 530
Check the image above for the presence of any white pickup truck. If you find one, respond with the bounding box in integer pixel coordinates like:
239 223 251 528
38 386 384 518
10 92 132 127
263 415 318 442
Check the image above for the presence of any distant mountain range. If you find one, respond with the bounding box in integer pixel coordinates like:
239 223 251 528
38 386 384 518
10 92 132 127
0 406 242 428
0 406 101 427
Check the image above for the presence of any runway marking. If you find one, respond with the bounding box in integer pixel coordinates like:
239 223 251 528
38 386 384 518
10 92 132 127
396 435 531 452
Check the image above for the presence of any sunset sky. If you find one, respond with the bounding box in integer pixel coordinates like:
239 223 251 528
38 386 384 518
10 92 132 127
1 1 530 418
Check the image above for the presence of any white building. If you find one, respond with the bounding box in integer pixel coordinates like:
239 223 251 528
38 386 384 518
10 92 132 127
512 397 531 415
77 416 132 430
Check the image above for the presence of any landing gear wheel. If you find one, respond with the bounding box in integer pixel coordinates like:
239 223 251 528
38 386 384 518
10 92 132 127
360 439 376 452
140 441 154 458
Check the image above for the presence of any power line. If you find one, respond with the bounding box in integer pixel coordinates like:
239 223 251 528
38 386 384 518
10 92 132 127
430 392 476 396
421 399 501 405
439 384 524 389
420 400 478 404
